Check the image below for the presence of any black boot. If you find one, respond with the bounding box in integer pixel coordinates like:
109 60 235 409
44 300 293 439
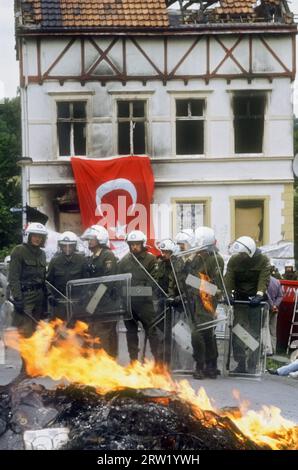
205 360 218 379
193 363 205 380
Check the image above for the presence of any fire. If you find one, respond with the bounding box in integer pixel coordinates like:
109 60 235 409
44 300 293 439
5 320 298 450
198 273 214 315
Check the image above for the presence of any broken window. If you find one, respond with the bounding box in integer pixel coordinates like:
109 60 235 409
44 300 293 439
233 93 265 154
117 100 147 155
175 200 206 233
57 101 87 156
176 99 205 155
235 199 265 245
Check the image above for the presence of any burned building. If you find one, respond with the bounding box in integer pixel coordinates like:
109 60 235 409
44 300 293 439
14 0 297 249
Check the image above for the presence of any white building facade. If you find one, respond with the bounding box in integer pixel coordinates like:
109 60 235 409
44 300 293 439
15 0 297 252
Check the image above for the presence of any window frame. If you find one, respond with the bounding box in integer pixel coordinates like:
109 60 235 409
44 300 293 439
168 91 211 158
50 93 92 160
110 92 153 156
171 197 211 236
117 99 148 155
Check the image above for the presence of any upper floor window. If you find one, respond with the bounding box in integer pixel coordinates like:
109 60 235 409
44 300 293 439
117 100 147 155
176 99 205 155
233 93 265 154
57 101 86 156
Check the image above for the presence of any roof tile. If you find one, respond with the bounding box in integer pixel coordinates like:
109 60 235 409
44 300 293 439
20 0 169 28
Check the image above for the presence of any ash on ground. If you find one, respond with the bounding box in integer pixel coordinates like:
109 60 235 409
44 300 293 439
0 380 263 450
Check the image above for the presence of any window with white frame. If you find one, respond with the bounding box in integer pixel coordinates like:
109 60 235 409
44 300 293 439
57 101 87 156
176 99 205 155
117 100 147 155
174 200 207 233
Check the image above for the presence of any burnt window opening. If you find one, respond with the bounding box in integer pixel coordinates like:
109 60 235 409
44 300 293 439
117 100 147 155
176 99 205 155
233 94 265 154
57 101 87 156
176 200 206 233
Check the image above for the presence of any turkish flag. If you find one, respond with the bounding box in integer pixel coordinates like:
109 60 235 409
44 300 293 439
71 156 158 253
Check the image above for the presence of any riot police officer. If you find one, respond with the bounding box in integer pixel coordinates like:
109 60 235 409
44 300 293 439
81 225 118 357
156 239 179 298
224 236 271 373
191 226 224 379
47 231 89 319
118 230 162 363
9 223 47 337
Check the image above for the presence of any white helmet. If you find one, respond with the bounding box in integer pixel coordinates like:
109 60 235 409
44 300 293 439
175 229 194 247
81 225 109 246
194 226 216 249
126 230 147 245
59 231 77 245
230 236 256 258
24 222 47 244
158 239 176 253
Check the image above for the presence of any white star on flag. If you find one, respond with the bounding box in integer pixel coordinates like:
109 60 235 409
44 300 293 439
111 221 127 239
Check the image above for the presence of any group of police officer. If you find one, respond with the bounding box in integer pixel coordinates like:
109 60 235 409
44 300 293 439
7 221 271 380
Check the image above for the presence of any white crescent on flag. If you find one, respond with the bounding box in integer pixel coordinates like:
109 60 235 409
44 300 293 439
95 178 137 215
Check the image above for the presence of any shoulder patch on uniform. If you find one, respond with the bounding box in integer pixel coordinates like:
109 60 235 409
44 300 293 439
106 260 113 268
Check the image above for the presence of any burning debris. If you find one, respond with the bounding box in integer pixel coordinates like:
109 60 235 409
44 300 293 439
0 381 264 450
1 320 298 450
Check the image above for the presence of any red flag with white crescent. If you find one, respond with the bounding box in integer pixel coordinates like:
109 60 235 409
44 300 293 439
71 156 158 255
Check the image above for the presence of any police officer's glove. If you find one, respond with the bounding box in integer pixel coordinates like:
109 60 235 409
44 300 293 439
249 292 264 307
13 299 24 314
48 296 58 307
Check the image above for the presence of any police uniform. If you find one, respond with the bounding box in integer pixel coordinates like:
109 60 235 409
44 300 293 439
156 258 177 297
9 243 47 337
47 252 89 319
190 249 224 377
224 249 271 373
87 247 118 358
118 250 163 362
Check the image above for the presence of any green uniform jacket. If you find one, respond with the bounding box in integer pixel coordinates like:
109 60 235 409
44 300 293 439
190 250 225 289
47 253 89 295
224 250 271 297
156 258 176 297
118 250 158 302
88 248 117 278
9 243 46 300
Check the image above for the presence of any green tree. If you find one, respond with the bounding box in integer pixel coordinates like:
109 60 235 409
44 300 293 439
0 97 22 257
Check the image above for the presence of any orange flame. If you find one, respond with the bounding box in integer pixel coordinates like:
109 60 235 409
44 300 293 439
198 273 214 315
4 320 298 450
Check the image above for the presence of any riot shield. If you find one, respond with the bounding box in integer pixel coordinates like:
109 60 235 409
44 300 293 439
66 273 132 323
169 247 228 374
224 301 269 378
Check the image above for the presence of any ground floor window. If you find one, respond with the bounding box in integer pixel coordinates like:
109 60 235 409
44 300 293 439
172 199 209 235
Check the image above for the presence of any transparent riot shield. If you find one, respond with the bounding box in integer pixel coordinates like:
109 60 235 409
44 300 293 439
169 247 228 374
66 273 132 323
224 301 269 378
118 252 169 364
